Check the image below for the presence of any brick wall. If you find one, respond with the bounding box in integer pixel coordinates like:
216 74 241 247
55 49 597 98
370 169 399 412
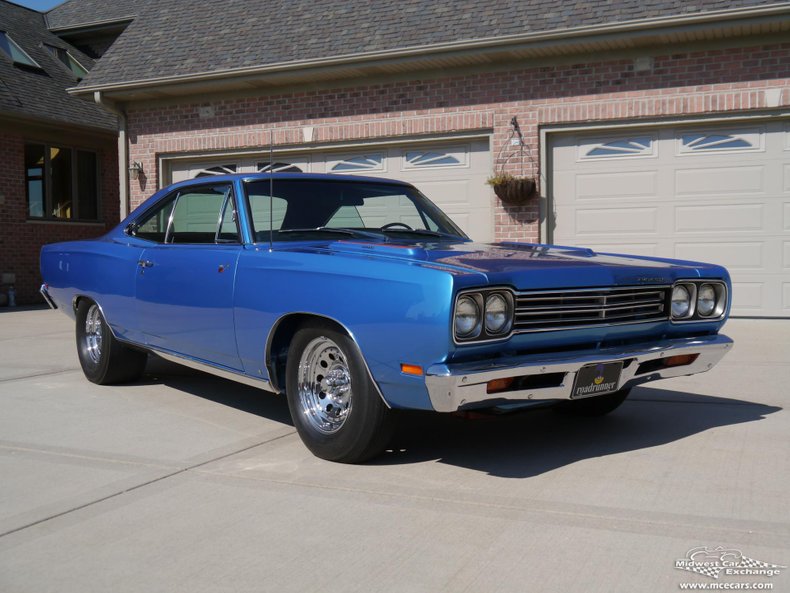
0 131 119 305
126 42 790 242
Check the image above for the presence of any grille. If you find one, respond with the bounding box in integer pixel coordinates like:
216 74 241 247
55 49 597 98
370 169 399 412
513 286 669 332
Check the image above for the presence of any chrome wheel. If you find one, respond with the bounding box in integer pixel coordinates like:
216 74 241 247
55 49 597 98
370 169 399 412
84 304 103 364
297 336 353 434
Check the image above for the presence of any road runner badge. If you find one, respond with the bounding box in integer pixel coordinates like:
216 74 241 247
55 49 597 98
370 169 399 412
675 546 786 579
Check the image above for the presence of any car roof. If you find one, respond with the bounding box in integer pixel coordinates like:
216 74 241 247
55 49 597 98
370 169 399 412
169 172 414 190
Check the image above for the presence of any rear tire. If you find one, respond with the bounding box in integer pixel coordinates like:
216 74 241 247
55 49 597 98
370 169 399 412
76 300 147 385
554 388 631 417
285 323 395 463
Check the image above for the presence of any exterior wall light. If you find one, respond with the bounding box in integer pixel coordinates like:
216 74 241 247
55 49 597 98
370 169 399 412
128 161 143 180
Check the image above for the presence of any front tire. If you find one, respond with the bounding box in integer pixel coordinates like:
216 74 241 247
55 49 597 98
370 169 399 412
285 323 394 463
76 300 147 385
554 388 631 417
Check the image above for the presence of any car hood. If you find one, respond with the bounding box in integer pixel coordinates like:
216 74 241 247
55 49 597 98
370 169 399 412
286 240 726 290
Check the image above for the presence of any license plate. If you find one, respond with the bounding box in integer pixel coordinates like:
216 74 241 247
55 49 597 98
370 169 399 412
571 361 623 399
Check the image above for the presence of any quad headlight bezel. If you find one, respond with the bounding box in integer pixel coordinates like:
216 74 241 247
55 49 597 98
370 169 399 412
453 288 515 343
669 280 728 322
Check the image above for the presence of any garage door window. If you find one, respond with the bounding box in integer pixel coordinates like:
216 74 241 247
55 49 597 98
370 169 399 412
581 137 654 159
404 148 464 168
330 154 384 172
679 131 760 154
195 165 237 177
256 162 303 173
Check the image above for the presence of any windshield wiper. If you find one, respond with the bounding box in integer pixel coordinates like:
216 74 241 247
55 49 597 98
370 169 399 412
379 228 460 239
278 227 388 241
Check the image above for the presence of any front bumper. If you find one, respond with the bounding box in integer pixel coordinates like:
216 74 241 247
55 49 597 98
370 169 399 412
425 334 733 412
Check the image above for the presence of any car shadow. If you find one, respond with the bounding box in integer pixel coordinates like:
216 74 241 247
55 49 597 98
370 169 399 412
374 388 781 478
0 304 49 314
135 358 779 478
140 355 294 427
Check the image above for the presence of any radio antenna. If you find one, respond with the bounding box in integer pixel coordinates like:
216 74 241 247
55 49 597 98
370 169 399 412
269 128 274 252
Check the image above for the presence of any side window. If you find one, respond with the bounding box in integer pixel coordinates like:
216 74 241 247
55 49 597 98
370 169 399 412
169 186 227 243
217 194 240 243
133 184 237 244
134 195 176 243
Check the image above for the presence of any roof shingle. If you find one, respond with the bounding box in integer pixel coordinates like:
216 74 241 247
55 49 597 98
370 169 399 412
45 0 134 30
70 0 785 89
0 1 116 130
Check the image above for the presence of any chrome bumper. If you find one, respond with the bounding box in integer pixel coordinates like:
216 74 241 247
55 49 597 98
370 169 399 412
40 284 57 310
425 334 733 412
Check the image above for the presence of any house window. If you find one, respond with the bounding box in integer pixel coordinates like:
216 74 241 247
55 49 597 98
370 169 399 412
44 44 89 80
25 145 45 218
0 31 40 68
25 143 100 221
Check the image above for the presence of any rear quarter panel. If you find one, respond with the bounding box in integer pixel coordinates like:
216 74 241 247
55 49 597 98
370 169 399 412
40 239 144 341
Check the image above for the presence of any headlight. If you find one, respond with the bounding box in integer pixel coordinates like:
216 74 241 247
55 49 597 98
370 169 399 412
454 295 481 338
454 289 514 342
697 284 716 317
485 293 510 334
671 280 727 322
671 285 692 319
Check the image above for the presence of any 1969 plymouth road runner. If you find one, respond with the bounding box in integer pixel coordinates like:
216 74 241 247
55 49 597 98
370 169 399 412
40 173 733 463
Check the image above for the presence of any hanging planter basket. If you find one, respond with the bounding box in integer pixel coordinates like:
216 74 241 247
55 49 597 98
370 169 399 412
489 176 537 205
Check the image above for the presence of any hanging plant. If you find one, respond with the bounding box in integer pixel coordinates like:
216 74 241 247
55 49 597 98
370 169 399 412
488 116 538 205
486 173 536 204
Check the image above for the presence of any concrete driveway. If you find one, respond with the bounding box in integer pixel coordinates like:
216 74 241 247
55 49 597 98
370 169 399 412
1 308 788 593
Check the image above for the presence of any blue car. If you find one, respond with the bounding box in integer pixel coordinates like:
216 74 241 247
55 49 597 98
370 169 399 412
40 173 733 463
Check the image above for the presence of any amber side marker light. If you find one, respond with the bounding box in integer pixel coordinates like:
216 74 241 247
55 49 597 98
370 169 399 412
663 354 699 368
400 363 424 376
487 377 515 394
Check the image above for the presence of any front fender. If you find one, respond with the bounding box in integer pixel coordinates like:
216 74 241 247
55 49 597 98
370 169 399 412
234 248 464 409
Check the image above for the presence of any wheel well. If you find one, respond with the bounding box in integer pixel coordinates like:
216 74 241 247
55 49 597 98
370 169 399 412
266 313 350 393
72 295 90 315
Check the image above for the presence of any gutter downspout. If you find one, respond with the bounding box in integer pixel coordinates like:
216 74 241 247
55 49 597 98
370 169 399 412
93 91 129 220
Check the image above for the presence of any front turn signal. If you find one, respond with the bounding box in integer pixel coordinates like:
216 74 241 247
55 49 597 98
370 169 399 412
663 354 699 368
400 363 424 376
486 377 514 394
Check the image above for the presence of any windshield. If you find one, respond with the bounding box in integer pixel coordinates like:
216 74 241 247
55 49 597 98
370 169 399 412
244 179 468 242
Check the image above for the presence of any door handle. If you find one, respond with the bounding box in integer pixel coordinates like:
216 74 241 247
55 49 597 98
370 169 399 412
138 260 154 268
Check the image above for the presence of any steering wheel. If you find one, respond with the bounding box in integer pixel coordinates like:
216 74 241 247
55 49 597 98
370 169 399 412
380 222 414 231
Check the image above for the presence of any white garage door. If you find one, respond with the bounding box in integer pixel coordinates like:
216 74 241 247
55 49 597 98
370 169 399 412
168 139 493 242
550 121 790 317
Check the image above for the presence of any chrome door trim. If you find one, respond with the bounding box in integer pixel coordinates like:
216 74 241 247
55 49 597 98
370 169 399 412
151 348 277 393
